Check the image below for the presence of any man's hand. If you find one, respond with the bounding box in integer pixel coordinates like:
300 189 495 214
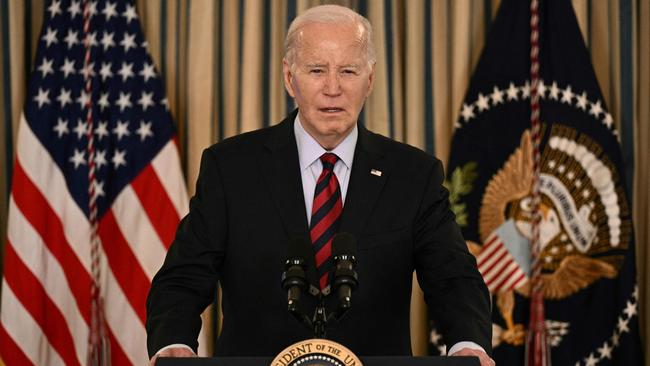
451 347 495 366
148 347 197 366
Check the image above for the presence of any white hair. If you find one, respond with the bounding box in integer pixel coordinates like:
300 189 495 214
284 5 376 69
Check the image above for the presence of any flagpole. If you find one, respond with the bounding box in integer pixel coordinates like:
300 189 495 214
82 0 110 365
526 0 550 365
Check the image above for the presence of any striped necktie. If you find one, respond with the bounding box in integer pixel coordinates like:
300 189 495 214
310 152 343 290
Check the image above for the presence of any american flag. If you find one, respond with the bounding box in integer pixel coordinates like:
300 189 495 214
0 0 188 365
476 232 528 293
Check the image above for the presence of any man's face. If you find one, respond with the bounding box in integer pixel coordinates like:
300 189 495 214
283 22 375 149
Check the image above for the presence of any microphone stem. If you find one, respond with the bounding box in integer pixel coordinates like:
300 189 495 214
313 297 327 338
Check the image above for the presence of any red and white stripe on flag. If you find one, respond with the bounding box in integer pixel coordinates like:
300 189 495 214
0 116 188 365
0 0 190 364
476 232 529 293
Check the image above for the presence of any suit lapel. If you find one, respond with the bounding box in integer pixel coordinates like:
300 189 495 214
259 112 310 241
339 125 389 241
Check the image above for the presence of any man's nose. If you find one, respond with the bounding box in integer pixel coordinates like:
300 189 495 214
323 72 342 96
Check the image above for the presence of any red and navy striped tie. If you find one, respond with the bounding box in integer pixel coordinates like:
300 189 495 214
310 153 343 290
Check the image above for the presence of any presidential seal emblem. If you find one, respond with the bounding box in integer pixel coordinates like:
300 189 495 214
467 124 632 347
271 339 362 366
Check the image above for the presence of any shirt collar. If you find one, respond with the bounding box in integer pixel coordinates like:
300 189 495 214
294 114 357 171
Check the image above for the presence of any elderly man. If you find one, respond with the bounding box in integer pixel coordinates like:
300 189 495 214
146 5 494 366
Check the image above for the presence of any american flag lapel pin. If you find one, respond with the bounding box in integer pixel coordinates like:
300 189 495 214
370 169 382 177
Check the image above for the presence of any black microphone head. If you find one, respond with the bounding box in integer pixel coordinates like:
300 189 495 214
286 236 311 266
332 232 357 257
332 233 359 310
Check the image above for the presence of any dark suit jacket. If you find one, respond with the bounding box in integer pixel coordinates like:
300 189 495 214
146 110 491 358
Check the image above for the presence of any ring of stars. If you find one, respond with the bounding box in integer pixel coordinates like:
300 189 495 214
573 285 639 366
456 80 617 138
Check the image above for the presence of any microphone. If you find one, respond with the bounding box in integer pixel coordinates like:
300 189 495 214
281 237 311 318
331 233 358 318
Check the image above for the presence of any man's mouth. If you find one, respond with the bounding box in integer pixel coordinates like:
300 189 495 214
319 107 344 113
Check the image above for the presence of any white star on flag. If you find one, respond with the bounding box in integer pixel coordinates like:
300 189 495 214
98 92 110 111
561 85 574 104
42 27 58 47
73 119 88 140
617 317 630 333
67 0 82 18
112 149 127 168
490 86 504 105
136 120 154 141
101 31 115 51
95 149 108 169
139 62 156 82
603 113 614 128
95 121 110 141
584 353 598 366
53 118 69 138
549 82 560 100
56 88 72 108
64 29 79 49
460 103 475 121
137 91 154 111
476 93 490 111
598 342 612 359
430 329 442 344
60 58 76 78
99 62 113 81
115 92 132 111
120 32 137 53
624 301 637 319
47 0 62 18
93 180 106 199
34 88 51 108
118 61 135 82
506 82 519 100
520 81 531 98
79 62 96 79
589 100 603 118
69 148 86 169
102 1 118 21
576 91 588 110
112 120 131 141
537 79 547 98
37 58 54 78
76 91 90 110
122 4 138 23
87 1 98 17
84 31 99 47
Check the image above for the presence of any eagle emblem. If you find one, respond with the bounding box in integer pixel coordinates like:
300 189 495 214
467 124 632 347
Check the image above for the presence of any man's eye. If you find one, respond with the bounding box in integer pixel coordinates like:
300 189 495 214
342 69 357 75
310 69 324 74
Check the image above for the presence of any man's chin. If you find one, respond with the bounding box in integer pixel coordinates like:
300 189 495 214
317 124 354 137
315 114 348 125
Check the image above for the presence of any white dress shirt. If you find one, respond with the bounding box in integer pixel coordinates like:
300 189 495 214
293 115 356 224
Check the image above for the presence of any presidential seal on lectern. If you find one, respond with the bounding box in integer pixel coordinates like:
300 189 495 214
271 339 362 366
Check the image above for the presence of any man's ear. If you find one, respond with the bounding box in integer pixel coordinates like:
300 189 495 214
283 59 296 97
366 62 376 96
